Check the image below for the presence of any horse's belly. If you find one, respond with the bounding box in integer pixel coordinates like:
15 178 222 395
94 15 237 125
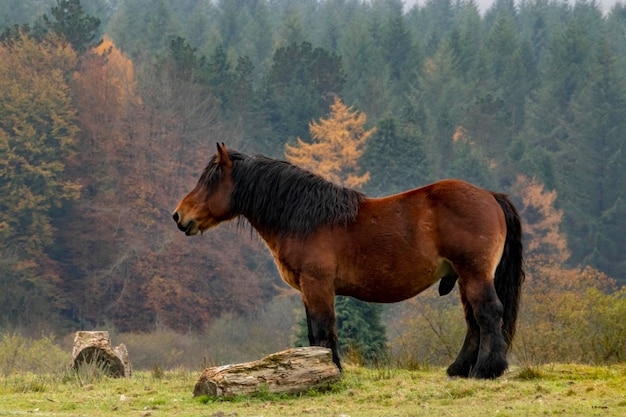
336 257 443 303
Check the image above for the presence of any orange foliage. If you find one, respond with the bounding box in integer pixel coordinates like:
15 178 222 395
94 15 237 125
512 175 570 263
452 125 468 143
60 37 273 332
71 35 138 156
285 96 374 189
93 36 137 95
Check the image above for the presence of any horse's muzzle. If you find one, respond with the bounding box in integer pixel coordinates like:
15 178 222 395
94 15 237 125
173 212 198 236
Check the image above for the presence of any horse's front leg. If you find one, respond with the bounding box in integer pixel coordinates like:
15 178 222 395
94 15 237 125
300 276 341 371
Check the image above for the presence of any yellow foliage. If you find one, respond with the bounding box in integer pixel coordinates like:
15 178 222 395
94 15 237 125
93 36 138 104
72 35 140 128
285 96 375 189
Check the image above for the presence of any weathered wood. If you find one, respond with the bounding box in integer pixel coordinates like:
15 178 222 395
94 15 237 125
72 331 132 377
193 347 341 398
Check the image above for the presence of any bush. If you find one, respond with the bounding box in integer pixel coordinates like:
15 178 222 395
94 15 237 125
582 287 626 362
385 286 465 369
0 332 69 375
118 295 301 370
513 259 620 366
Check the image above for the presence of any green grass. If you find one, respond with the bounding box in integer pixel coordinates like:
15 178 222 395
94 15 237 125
1 364 625 416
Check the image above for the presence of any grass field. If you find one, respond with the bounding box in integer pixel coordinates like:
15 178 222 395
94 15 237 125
1 364 626 416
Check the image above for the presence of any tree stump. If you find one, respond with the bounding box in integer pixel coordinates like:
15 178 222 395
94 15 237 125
72 331 132 377
193 347 341 398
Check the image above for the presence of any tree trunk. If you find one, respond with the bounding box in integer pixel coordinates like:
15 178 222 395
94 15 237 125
72 331 132 377
193 347 340 398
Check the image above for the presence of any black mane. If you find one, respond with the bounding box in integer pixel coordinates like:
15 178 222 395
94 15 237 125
200 150 365 237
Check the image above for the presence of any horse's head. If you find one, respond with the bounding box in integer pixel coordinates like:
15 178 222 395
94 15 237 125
173 143 236 235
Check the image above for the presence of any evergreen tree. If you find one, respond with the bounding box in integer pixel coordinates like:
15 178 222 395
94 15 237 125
338 13 386 119
448 127 497 189
361 116 430 197
562 38 626 279
259 42 345 156
44 0 101 54
447 1 483 80
606 4 626 70
414 36 466 178
410 0 455 56
106 0 178 57
334 296 387 363
166 36 202 82
239 1 273 79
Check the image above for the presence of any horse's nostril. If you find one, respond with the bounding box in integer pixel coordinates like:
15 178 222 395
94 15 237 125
173 212 180 223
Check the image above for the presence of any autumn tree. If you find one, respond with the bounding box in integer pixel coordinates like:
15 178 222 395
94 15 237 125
55 34 276 332
286 96 385 363
511 175 570 263
285 96 373 188
0 31 80 330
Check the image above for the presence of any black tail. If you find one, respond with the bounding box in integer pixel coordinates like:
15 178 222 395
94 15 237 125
493 193 525 350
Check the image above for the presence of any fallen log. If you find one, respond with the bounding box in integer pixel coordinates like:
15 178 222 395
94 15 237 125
193 347 341 398
72 331 132 377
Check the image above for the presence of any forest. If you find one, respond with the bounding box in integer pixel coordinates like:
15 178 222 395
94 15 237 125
1 0 625 366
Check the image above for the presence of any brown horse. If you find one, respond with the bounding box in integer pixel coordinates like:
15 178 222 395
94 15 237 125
173 144 524 378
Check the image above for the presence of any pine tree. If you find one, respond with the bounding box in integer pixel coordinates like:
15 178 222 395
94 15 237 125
562 39 626 279
260 42 345 156
44 0 101 54
361 115 430 197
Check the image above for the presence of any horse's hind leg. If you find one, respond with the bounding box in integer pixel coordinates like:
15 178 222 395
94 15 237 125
450 277 507 379
447 290 480 378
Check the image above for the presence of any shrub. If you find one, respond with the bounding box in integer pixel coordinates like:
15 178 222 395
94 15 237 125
118 295 301 370
0 332 69 375
513 258 619 366
385 286 464 369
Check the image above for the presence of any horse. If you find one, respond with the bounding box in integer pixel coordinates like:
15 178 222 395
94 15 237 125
173 143 525 379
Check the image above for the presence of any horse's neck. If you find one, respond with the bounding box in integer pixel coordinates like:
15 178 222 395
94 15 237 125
244 217 283 254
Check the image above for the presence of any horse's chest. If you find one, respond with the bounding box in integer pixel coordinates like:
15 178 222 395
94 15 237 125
275 259 301 290
267 245 304 291
266 233 339 292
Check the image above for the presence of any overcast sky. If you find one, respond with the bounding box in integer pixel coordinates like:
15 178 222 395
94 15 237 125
408 0 624 14
474 0 622 13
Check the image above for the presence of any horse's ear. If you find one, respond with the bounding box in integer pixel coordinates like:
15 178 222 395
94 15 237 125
216 142 232 169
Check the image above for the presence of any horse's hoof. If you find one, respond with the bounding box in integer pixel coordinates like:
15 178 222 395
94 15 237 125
446 363 471 378
469 362 507 379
